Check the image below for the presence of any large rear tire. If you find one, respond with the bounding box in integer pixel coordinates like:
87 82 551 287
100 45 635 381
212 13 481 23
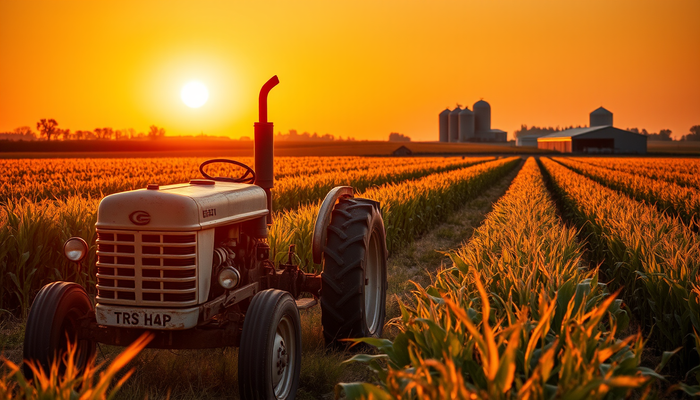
22 281 96 378
238 289 301 400
321 198 388 346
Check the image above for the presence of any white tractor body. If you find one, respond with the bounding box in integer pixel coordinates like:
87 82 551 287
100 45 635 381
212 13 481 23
93 180 268 329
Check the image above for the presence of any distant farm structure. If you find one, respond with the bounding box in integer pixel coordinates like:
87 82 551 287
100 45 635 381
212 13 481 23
534 107 647 154
439 100 507 143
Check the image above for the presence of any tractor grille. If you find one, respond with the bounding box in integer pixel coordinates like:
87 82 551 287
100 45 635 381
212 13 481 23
96 230 198 307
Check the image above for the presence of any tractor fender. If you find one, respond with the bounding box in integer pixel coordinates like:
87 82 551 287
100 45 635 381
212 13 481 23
312 186 354 264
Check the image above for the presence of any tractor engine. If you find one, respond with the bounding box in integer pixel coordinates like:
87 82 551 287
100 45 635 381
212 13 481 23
93 179 269 330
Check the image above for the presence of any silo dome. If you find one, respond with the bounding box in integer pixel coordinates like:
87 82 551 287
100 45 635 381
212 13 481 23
448 107 462 142
458 108 475 142
590 107 613 127
473 100 491 134
439 108 450 142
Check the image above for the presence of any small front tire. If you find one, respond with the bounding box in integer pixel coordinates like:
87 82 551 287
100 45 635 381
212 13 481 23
238 289 301 400
23 281 96 378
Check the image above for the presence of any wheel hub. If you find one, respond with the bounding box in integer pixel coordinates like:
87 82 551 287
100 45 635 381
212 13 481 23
273 331 289 386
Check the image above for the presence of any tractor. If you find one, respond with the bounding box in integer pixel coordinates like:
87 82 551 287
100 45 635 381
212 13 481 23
22 76 388 400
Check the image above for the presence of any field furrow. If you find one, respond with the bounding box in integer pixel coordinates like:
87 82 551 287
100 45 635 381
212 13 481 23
338 157 652 399
540 157 700 365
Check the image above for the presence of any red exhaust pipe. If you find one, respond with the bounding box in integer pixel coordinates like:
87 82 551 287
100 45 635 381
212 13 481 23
254 75 279 225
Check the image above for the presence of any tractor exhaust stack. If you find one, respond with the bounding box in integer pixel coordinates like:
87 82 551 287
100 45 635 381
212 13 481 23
254 75 279 225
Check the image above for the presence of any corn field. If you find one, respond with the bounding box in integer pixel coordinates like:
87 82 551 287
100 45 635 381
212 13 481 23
2 154 700 398
339 158 658 399
553 157 700 227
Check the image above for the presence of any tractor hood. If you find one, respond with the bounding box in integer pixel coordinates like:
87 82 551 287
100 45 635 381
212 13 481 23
96 180 268 231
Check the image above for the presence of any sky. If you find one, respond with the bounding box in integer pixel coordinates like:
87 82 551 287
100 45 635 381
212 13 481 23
1 1 699 141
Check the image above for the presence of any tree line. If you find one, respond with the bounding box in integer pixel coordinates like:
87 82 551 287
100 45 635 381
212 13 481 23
0 119 166 141
272 129 356 141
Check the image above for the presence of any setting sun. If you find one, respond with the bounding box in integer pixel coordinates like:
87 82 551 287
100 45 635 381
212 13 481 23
181 81 209 108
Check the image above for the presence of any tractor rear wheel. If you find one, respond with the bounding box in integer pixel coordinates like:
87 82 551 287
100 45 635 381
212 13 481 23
321 198 387 346
238 289 301 400
23 281 96 378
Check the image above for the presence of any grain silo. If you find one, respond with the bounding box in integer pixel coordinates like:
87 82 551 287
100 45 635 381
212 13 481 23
473 100 491 134
458 108 475 142
448 106 462 142
439 108 450 142
590 107 613 127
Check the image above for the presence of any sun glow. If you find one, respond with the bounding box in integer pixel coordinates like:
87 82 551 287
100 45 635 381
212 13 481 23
181 81 209 108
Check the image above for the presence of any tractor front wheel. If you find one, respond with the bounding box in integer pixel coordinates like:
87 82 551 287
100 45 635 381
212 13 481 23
238 289 301 400
23 281 96 378
321 197 388 346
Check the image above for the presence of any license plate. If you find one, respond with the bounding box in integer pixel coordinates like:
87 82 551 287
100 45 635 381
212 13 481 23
95 304 199 330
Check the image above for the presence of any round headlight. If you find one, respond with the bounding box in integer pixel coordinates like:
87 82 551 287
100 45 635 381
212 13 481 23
218 267 240 290
64 237 88 262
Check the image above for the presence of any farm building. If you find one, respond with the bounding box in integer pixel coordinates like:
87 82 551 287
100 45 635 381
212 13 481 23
516 136 539 147
438 99 507 143
537 126 647 154
392 145 413 156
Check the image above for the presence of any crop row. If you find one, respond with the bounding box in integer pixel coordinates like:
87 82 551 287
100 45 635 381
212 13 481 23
269 157 520 272
273 157 493 211
0 157 506 318
339 158 654 399
0 156 455 202
553 157 700 228
540 157 700 366
576 157 700 190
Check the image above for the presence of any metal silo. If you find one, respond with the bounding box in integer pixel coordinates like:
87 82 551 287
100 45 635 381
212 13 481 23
590 107 613 127
439 108 450 142
458 108 475 142
473 100 491 134
448 106 462 142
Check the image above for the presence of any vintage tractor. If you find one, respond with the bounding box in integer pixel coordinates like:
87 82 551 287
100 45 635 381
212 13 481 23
22 76 388 400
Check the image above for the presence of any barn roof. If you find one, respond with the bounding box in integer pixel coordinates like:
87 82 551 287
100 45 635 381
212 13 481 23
538 126 609 139
537 126 647 142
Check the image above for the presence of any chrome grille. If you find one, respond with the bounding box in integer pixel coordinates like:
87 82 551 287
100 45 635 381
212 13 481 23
96 230 198 307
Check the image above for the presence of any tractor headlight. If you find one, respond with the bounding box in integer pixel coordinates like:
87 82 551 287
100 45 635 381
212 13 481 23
218 267 240 290
63 237 88 262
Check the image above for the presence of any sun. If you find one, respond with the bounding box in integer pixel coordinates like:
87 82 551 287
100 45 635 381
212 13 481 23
181 81 209 108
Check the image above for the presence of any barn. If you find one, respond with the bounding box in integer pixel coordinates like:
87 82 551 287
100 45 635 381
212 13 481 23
537 126 647 154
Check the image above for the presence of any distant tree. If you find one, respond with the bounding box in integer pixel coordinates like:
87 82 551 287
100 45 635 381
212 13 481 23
36 119 59 141
513 125 583 139
127 128 136 139
14 126 37 140
640 128 674 141
681 125 700 141
388 132 411 142
149 125 165 139
61 129 71 140
94 128 103 139
74 130 84 140
101 127 113 140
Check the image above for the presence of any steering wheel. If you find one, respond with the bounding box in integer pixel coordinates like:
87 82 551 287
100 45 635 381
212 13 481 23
199 159 256 184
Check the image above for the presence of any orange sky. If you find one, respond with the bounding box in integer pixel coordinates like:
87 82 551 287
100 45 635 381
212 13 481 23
1 1 699 141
